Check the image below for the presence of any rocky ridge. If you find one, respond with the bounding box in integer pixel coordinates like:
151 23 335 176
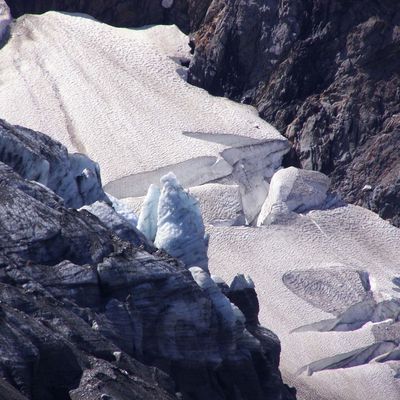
0 120 296 400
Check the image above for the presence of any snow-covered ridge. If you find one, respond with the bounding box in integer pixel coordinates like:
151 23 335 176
0 11 288 223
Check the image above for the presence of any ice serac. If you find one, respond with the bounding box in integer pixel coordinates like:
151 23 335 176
154 173 209 271
0 119 108 208
0 1 10 41
137 184 161 242
257 166 331 226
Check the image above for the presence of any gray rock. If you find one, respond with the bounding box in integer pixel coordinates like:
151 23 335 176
0 119 108 208
187 0 400 227
0 121 296 400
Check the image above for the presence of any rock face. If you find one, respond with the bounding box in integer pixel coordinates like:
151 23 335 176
0 0 10 41
0 119 108 208
186 0 400 226
5 0 210 33
0 121 295 400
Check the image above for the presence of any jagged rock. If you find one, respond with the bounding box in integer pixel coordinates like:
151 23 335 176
0 122 295 400
187 0 400 227
0 119 108 208
80 201 154 251
0 1 10 41
5 0 211 33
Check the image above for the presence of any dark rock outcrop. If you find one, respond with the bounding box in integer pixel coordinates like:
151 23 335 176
5 0 211 33
0 119 108 208
187 0 400 226
0 121 295 400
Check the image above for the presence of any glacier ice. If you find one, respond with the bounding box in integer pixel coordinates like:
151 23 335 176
107 193 138 228
190 267 244 329
0 11 288 225
137 184 160 242
0 1 10 42
154 173 208 271
257 166 331 226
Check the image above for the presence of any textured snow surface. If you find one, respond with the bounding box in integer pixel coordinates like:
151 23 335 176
208 205 400 400
0 11 287 222
257 167 331 226
154 173 208 270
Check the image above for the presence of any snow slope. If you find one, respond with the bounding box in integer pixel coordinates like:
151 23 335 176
1 9 400 400
207 205 400 400
0 11 288 222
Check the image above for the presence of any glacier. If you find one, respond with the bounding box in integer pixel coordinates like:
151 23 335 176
0 8 399 400
0 1 10 41
0 11 288 223
137 184 160 242
154 173 208 271
257 166 332 226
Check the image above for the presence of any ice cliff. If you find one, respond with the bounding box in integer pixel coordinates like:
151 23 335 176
136 173 209 271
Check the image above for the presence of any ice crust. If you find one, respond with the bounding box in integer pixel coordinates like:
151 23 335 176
0 11 288 222
154 173 208 270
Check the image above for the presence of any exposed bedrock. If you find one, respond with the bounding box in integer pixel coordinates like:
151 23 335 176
186 0 400 227
5 0 211 33
0 1 10 41
0 122 296 400
0 119 108 208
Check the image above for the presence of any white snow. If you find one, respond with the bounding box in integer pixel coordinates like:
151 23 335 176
154 173 209 270
137 184 160 242
0 11 287 222
257 166 331 226
0 1 10 42
207 204 400 400
2 10 400 400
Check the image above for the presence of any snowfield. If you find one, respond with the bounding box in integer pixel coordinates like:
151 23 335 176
207 205 400 400
0 10 400 400
0 11 287 222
